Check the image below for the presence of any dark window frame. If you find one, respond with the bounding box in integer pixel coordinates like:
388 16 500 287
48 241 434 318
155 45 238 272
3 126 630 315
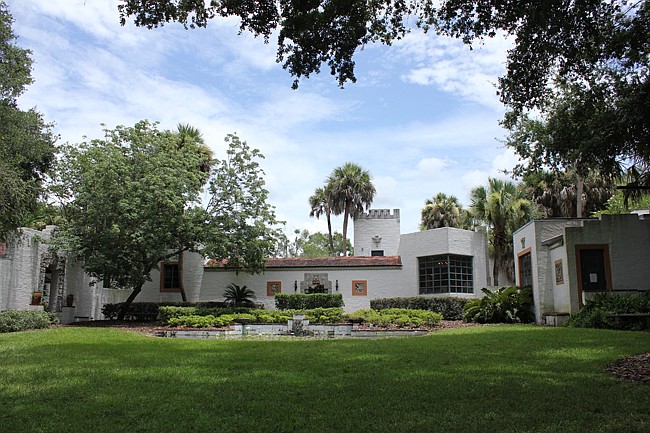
160 261 181 292
418 254 474 294
517 248 533 288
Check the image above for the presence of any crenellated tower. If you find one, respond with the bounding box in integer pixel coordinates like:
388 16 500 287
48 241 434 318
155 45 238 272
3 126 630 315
353 209 401 256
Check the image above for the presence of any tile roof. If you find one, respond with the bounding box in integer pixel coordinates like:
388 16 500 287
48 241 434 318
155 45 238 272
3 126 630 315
205 256 402 269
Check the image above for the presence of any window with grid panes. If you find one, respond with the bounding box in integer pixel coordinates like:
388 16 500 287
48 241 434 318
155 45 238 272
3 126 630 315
418 254 473 294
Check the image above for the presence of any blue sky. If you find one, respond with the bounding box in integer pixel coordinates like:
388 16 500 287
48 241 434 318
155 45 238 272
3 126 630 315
10 0 520 237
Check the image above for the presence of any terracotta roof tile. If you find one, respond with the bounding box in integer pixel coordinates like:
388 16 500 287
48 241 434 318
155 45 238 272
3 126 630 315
205 256 402 269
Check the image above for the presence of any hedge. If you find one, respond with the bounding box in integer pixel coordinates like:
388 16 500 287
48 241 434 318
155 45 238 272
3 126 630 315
160 307 345 327
346 308 442 328
0 310 58 333
370 296 470 320
275 293 344 310
102 301 231 321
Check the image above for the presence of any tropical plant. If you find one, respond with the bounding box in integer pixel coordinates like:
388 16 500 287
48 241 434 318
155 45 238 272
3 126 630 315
463 286 534 324
420 193 463 229
223 283 257 307
308 186 335 256
470 178 535 285
326 162 376 256
567 292 650 331
519 170 614 218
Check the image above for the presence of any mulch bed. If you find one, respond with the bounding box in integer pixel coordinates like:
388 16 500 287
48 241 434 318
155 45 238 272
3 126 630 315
605 353 650 384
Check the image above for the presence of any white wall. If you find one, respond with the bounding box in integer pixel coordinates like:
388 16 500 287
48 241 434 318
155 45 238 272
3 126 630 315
513 219 586 322
200 266 405 312
0 228 49 311
354 209 401 256
128 251 206 304
548 245 570 314
398 227 489 298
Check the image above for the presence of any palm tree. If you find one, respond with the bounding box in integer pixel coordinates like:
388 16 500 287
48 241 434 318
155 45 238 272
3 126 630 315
420 192 463 230
171 124 214 301
326 162 376 257
174 123 213 174
521 170 613 217
308 186 335 256
470 178 534 286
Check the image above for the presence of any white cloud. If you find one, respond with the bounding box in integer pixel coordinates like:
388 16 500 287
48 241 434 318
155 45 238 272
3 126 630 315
417 157 448 180
491 147 521 177
8 1 523 239
372 176 399 207
397 31 512 110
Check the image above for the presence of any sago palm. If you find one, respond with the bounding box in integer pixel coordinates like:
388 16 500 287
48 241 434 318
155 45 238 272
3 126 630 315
223 283 256 306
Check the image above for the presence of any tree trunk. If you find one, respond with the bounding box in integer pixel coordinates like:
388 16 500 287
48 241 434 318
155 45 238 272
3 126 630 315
492 231 502 286
117 284 143 321
341 207 349 257
576 176 585 217
178 250 187 302
326 210 334 257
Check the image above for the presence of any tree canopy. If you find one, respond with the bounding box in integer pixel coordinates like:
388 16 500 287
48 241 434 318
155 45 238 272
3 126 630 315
202 134 284 272
309 186 335 256
53 121 208 298
279 229 352 258
53 122 283 317
119 1 649 177
0 1 56 241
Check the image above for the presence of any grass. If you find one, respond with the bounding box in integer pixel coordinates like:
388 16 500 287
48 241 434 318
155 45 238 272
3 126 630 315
0 326 648 433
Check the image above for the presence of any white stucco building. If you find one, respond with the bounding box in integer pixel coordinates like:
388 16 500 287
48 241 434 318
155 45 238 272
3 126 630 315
513 213 650 325
6 210 648 325
0 209 499 320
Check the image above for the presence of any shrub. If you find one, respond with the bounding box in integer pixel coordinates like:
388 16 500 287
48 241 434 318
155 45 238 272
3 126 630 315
301 307 345 324
275 293 344 310
567 292 650 330
0 310 58 333
463 287 534 324
223 283 256 307
370 296 470 320
346 308 442 328
167 314 231 328
102 301 230 321
158 307 293 326
158 306 200 321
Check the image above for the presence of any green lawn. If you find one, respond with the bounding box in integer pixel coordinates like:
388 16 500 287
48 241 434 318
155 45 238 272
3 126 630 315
0 326 648 433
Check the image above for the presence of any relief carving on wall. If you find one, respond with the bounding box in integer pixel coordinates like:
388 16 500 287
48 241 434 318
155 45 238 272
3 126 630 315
300 273 332 294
